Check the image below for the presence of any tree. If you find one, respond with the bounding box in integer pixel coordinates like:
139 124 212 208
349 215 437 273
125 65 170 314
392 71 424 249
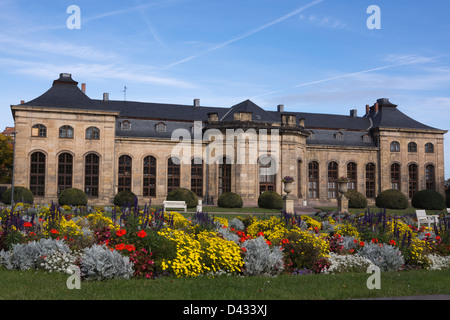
0 133 13 184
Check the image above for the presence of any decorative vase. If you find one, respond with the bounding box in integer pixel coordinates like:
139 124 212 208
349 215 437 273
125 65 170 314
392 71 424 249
283 181 293 195
338 181 348 195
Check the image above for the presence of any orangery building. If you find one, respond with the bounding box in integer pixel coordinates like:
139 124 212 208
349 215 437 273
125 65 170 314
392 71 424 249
10 73 447 206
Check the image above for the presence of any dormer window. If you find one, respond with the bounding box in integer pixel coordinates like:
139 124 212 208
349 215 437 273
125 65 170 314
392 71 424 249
121 120 131 131
307 130 315 140
155 122 166 132
334 132 343 140
362 134 371 143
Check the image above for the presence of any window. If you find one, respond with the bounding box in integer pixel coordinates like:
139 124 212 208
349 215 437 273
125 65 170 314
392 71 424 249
408 163 418 199
425 143 434 153
308 161 319 198
297 159 302 198
121 120 131 130
143 156 157 197
58 153 73 193
307 131 315 140
390 141 400 152
155 122 166 132
259 156 276 193
391 163 401 190
219 157 232 195
347 162 357 191
118 155 132 192
334 132 343 140
86 127 100 140
31 124 47 137
327 161 338 198
365 163 376 198
59 125 74 139
30 152 46 196
191 158 203 197
362 134 371 143
408 142 417 152
85 153 99 197
426 164 435 190
167 157 180 194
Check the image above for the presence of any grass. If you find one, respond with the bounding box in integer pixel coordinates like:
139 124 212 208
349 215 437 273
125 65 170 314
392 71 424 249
1 268 449 300
314 206 448 216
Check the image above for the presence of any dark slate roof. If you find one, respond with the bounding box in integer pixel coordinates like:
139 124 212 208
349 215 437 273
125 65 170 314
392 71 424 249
115 118 199 139
220 99 280 122
306 129 377 148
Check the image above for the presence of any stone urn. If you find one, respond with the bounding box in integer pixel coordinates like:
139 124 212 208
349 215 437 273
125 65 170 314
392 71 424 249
337 179 349 213
338 181 348 195
283 181 293 195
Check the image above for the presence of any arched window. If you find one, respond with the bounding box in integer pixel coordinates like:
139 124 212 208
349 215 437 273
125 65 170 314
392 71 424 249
121 120 131 130
408 142 417 153
118 155 132 192
408 163 418 199
167 157 180 194
143 156 157 197
308 161 319 198
259 156 276 193
390 141 400 152
425 143 434 153
58 153 73 193
426 164 435 190
85 153 99 197
59 125 74 138
347 162 357 191
327 161 339 198
191 158 203 197
365 163 376 198
86 127 100 140
391 163 401 190
30 152 46 196
218 157 231 196
31 124 47 137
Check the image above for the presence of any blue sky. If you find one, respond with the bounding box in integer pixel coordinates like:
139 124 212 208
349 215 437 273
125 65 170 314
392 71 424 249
1 0 450 178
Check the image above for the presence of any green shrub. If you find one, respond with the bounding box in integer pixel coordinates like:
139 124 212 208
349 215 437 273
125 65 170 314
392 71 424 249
166 188 198 208
257 191 283 210
1 186 34 205
375 189 408 210
58 188 88 206
218 192 243 208
114 190 137 207
412 189 445 210
345 189 368 209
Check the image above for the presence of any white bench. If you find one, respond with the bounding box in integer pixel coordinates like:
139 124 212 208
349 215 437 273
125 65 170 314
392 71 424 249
416 210 439 229
196 200 202 213
163 200 187 212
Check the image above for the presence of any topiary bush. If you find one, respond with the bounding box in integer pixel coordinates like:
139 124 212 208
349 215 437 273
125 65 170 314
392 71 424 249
345 189 368 209
1 186 34 205
218 192 243 208
412 189 445 210
166 188 198 208
375 189 408 210
114 190 137 207
58 188 88 207
257 191 283 210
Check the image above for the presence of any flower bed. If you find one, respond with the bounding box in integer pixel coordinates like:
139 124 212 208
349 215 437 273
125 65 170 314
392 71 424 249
0 203 449 281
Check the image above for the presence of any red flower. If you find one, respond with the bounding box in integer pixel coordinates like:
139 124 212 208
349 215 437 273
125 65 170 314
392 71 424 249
50 229 59 234
115 243 125 251
23 222 32 228
389 240 396 246
125 244 136 252
116 229 126 237
257 231 264 237
371 238 378 243
266 240 272 246
241 247 247 253
281 238 289 245
359 241 365 247
137 230 147 238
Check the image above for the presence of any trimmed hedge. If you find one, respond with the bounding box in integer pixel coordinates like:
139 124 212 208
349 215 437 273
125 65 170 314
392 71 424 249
345 189 368 209
218 192 243 208
58 188 88 206
258 191 283 210
412 189 445 210
114 190 137 207
1 186 34 205
375 189 408 210
166 188 198 208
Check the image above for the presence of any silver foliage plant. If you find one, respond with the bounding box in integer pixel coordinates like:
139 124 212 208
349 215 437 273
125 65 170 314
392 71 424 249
80 244 134 281
359 243 405 272
324 252 374 274
241 236 284 276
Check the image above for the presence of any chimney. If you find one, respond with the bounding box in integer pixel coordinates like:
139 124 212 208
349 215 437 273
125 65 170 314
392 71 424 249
277 104 284 112
350 109 357 117
81 83 86 93
20 100 25 104
193 98 200 107
374 102 379 113
299 117 305 127
365 104 370 115
103 93 109 101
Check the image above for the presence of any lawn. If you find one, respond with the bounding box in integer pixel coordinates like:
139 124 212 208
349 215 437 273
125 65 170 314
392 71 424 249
1 267 449 300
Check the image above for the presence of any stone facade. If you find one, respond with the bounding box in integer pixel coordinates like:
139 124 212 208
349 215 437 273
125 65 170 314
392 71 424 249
9 74 447 206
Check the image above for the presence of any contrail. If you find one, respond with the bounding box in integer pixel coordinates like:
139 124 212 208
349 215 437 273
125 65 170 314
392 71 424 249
163 0 324 69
